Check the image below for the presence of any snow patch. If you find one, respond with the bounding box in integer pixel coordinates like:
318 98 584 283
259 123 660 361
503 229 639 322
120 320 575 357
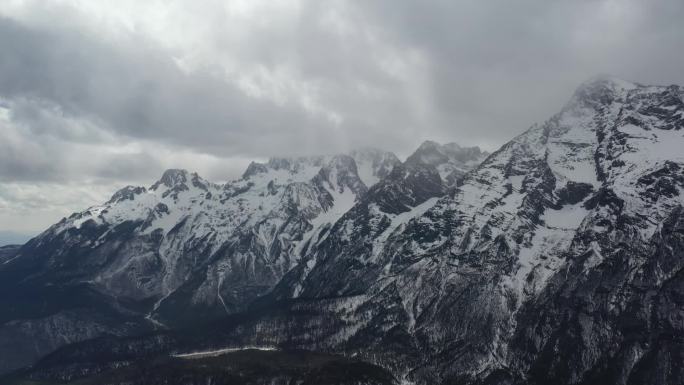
510 201 590 295
370 197 440 260
172 346 279 359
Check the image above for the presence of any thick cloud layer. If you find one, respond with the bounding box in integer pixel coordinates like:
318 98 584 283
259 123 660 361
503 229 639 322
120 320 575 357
1 0 683 238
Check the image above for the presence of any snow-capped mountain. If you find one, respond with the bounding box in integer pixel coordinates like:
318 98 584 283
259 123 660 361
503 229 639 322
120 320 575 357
233 76 684 384
34 150 398 312
0 147 408 374
405 140 489 186
2 77 683 385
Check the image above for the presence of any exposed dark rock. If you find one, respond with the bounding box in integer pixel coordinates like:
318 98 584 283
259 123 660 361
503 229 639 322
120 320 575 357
2 77 684 385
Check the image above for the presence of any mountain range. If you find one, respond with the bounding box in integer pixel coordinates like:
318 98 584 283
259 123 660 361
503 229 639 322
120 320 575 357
1 76 683 385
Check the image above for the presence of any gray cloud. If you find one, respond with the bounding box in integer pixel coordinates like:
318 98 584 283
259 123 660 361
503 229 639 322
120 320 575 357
0 16 332 157
1 0 683 233
355 0 684 145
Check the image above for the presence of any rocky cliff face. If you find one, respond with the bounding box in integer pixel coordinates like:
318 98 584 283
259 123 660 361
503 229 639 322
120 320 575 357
405 140 489 187
0 148 408 374
0 142 486 377
246 77 684 384
2 77 683 385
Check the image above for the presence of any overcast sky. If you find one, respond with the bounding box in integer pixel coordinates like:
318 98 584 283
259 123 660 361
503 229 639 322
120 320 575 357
1 0 684 241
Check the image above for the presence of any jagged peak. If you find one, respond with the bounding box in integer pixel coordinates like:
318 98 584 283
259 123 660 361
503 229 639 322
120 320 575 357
315 154 366 194
241 156 327 180
267 156 326 170
407 140 488 165
241 148 402 184
348 147 401 187
444 142 487 158
242 161 269 179
412 140 444 154
153 169 190 188
414 140 486 154
327 153 357 169
404 140 490 187
108 185 146 204
568 75 640 110
318 155 359 185
151 168 209 191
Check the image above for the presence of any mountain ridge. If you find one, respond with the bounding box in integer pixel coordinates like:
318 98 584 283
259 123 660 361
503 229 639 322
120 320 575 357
0 142 486 376
2 76 683 385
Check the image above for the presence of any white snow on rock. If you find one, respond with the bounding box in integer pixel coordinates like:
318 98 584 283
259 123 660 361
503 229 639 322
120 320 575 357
43 148 404 311
172 346 279 359
351 77 684 329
